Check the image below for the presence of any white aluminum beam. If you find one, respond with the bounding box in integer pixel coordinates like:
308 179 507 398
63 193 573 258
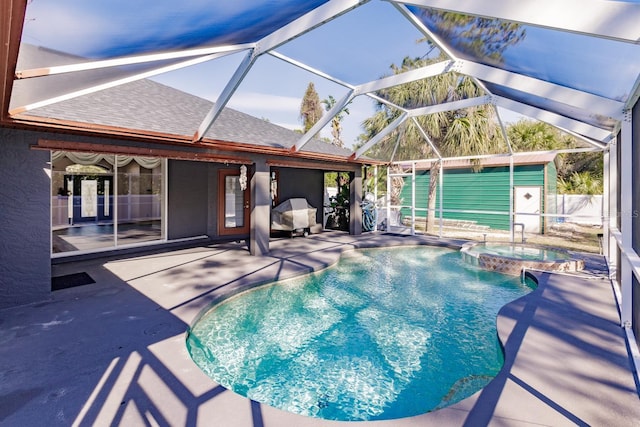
193 50 256 142
494 105 513 154
367 94 405 112
397 0 640 43
194 0 368 142
256 0 369 54
400 147 601 166
560 129 607 151
355 60 454 95
352 112 409 159
390 2 458 60
193 0 369 144
620 112 633 327
457 60 624 121
9 53 225 115
292 90 355 152
602 149 610 257
15 44 253 79
407 95 490 117
608 140 619 269
411 117 441 158
626 74 640 112
493 95 614 143
268 51 355 90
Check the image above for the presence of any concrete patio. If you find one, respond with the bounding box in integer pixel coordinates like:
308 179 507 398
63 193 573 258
0 232 638 426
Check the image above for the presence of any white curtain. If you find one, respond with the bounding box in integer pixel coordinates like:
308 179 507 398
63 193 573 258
52 151 162 169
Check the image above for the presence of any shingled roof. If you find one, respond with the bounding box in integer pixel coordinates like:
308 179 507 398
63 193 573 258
20 77 353 158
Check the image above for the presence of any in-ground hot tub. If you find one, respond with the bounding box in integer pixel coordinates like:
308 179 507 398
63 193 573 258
461 242 584 276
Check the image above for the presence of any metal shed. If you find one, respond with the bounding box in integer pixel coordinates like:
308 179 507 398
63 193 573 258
398 153 557 233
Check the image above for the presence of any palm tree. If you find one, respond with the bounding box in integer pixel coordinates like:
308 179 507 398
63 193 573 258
507 120 566 151
358 14 525 233
507 119 570 174
507 119 603 185
321 95 350 147
558 172 602 195
360 55 502 233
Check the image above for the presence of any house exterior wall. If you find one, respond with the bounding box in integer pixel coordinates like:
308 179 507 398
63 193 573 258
0 127 362 308
400 164 551 231
273 167 324 225
167 160 209 240
0 129 52 308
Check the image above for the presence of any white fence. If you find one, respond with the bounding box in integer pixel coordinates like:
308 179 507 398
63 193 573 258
556 194 603 226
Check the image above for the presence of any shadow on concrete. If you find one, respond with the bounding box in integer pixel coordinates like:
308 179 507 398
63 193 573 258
2 233 638 426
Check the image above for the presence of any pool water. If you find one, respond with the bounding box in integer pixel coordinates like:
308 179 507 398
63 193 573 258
187 246 535 421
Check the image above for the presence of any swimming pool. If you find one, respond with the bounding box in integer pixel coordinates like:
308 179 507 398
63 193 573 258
187 246 535 421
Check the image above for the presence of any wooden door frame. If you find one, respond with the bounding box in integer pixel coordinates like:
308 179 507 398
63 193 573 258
218 169 250 236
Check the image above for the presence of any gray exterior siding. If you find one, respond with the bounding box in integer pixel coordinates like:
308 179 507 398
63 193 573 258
167 160 209 240
0 129 51 308
0 126 360 309
274 167 324 225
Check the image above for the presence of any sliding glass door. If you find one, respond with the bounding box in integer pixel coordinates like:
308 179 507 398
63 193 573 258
51 151 165 254
116 157 163 246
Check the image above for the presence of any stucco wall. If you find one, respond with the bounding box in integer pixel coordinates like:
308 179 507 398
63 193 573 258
274 167 324 224
0 129 52 308
167 160 209 240
0 128 360 308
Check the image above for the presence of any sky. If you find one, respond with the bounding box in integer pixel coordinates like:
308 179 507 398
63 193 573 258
19 0 532 148
149 1 435 147
150 1 528 148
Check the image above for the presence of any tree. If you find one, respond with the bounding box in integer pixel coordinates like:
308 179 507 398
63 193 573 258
299 82 323 133
507 119 604 189
359 55 502 233
507 119 569 174
558 172 602 195
414 10 526 63
321 95 350 147
357 12 526 234
507 120 567 151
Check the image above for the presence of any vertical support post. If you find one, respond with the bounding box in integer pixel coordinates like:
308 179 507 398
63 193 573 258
602 150 610 257
620 113 633 328
509 155 515 244
250 159 271 256
411 162 416 236
609 140 619 270
162 159 169 241
114 155 119 247
373 165 378 231
387 167 392 231
438 160 443 238
349 168 363 236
